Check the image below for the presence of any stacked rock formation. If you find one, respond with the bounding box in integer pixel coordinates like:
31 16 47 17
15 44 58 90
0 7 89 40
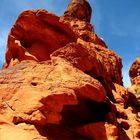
0 0 140 140
128 57 140 112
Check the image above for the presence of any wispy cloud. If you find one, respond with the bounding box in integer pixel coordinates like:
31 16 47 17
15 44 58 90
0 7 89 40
110 22 128 37
0 29 8 67
122 61 135 88
122 68 131 87
110 15 140 37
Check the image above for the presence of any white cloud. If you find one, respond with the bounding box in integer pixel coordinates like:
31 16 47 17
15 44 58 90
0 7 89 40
110 17 140 37
122 66 131 88
0 29 8 65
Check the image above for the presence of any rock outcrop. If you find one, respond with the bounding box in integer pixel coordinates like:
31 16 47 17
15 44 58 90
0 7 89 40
0 0 140 140
5 10 77 66
129 57 140 85
128 57 140 112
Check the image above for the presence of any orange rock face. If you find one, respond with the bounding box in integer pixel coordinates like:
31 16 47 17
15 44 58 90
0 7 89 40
129 57 140 85
128 57 140 112
0 0 140 139
5 10 77 67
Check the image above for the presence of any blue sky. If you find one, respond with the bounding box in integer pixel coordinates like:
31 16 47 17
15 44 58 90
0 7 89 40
0 0 140 87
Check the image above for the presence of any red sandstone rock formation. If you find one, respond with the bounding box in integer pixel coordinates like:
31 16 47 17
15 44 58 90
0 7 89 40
5 10 77 67
0 0 140 140
128 57 140 112
129 57 140 85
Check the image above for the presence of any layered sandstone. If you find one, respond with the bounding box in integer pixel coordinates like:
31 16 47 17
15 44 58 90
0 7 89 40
0 0 140 140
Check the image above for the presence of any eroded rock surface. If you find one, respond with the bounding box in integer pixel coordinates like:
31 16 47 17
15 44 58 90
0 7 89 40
128 57 140 112
5 10 77 67
129 57 140 85
1 0 140 140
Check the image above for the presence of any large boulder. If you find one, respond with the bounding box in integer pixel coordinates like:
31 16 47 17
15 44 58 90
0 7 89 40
0 58 106 125
5 10 77 67
129 57 140 85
